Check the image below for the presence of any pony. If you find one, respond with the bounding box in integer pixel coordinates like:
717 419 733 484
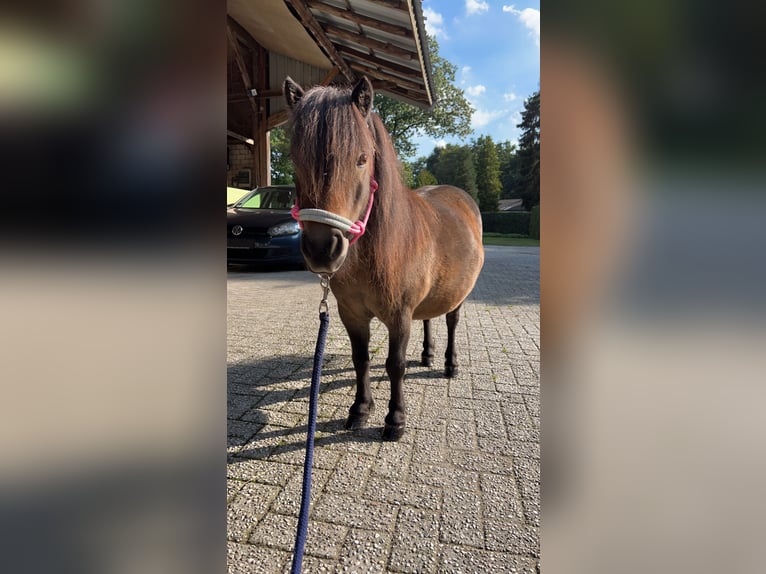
284 76 484 440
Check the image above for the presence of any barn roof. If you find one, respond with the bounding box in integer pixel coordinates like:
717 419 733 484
227 0 434 108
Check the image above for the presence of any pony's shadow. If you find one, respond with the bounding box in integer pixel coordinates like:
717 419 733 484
227 354 443 457
234 418 384 461
228 354 383 454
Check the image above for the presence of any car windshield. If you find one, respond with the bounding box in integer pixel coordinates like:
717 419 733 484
235 187 295 210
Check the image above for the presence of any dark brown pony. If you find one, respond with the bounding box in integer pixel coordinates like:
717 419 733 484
284 76 484 440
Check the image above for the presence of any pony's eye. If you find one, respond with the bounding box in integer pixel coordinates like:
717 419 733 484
356 153 368 167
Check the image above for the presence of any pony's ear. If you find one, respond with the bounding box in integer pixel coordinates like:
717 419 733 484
283 76 304 109
351 76 374 117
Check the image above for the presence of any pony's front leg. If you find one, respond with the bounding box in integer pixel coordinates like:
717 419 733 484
339 308 374 430
383 315 412 441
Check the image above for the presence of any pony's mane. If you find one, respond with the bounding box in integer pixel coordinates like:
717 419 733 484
289 84 431 305
362 112 431 305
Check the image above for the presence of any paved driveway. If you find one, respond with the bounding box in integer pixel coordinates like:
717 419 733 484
227 246 540 573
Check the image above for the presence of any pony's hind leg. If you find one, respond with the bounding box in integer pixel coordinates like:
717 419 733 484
421 319 436 367
444 303 463 378
339 310 374 430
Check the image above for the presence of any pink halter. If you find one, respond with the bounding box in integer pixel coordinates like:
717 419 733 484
291 176 378 246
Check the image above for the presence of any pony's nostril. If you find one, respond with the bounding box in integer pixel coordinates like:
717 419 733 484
328 229 344 259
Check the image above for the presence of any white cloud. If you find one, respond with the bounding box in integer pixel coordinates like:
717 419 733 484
472 109 505 129
503 91 518 102
466 0 489 15
466 84 486 97
461 65 472 75
435 139 447 148
502 5 540 45
423 8 448 39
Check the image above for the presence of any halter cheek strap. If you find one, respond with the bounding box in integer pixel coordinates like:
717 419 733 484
291 176 378 246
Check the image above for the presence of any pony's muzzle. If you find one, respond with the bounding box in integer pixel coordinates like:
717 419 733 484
300 224 349 273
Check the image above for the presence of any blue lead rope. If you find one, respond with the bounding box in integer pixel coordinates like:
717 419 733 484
290 309 330 574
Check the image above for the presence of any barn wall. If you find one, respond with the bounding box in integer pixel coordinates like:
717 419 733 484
227 143 255 189
269 53 331 115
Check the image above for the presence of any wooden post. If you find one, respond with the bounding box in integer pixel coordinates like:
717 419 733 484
252 42 269 187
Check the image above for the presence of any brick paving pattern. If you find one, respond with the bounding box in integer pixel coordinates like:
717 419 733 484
227 245 540 573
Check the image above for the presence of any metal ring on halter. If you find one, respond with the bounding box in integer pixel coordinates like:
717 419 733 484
318 273 332 314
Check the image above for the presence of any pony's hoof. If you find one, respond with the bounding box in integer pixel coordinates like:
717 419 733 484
345 413 371 430
420 356 433 367
444 365 459 378
382 424 405 441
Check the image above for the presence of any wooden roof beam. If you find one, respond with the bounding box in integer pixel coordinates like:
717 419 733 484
337 45 422 79
284 0 356 83
324 24 414 60
346 59 425 93
226 23 258 115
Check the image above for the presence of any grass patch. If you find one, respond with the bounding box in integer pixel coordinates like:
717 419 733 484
483 233 540 247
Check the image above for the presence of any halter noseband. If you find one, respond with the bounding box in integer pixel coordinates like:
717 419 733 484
290 175 378 246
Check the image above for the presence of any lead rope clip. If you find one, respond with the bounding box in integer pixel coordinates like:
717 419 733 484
318 273 332 314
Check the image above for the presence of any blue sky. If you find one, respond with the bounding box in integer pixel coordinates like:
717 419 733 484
409 0 540 159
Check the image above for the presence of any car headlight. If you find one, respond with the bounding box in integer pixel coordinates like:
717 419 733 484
268 221 300 236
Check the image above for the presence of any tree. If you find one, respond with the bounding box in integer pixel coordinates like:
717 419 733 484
269 126 293 184
427 144 478 201
415 168 438 187
517 91 540 209
374 36 473 158
473 135 502 211
496 140 521 198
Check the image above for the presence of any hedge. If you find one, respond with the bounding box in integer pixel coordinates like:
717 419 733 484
528 205 540 239
481 211 531 235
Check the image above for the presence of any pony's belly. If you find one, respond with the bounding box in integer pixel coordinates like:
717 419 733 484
412 287 472 320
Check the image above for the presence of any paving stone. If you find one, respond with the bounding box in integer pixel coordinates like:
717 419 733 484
271 468 332 516
313 492 397 530
437 544 538 573
363 479 441 511
227 542 290 574
446 418 477 450
439 488 484 547
334 528 392 574
324 453 375 494
513 456 541 527
226 458 297 486
249 513 348 560
227 479 245 504
409 463 480 492
485 521 540 557
370 442 413 479
481 472 525 522
387 507 440 573
227 482 281 542
450 449 513 474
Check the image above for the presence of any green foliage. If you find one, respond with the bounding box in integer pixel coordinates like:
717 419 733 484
517 91 540 209
269 126 293 184
483 234 540 247
473 135 502 211
374 36 473 158
426 144 478 201
496 140 522 198
529 205 540 239
481 211 531 235
400 161 416 188
415 168 438 187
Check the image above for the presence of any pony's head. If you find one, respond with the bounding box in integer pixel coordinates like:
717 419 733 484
284 76 377 274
